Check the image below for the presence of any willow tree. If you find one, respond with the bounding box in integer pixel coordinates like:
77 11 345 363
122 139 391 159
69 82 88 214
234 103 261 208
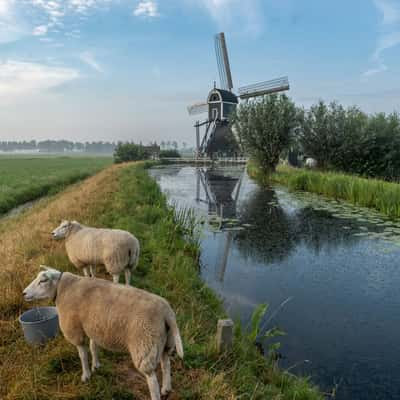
232 94 297 173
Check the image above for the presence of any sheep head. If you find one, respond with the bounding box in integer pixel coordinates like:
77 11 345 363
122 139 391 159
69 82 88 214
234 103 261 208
52 220 75 239
23 266 62 302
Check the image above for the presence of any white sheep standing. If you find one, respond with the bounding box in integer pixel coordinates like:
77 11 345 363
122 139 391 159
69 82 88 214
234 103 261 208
305 157 318 169
52 220 140 285
23 266 184 400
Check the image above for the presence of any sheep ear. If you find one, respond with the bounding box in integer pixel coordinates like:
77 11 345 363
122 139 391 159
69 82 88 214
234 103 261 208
40 265 60 277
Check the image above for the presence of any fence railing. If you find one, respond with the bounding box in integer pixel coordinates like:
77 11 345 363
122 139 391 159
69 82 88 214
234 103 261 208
160 156 248 164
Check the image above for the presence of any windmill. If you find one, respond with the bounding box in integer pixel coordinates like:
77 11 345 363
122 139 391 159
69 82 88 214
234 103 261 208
188 32 290 159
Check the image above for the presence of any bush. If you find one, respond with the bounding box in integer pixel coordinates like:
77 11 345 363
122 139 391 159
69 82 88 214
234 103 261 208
297 101 400 180
159 149 181 158
113 143 150 163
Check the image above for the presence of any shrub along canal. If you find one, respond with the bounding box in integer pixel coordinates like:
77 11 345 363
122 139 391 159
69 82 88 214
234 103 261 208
150 164 400 400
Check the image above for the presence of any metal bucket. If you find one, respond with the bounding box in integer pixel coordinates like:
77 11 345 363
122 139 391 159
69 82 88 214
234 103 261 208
19 306 59 345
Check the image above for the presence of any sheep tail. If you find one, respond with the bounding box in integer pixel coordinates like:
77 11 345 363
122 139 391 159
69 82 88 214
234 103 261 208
165 311 184 359
128 243 140 269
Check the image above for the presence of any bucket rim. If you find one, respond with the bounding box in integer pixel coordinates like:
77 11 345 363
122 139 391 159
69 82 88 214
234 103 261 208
19 306 58 325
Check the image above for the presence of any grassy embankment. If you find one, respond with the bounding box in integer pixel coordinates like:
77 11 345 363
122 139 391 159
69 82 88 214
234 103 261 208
0 156 112 215
0 162 322 400
248 161 400 219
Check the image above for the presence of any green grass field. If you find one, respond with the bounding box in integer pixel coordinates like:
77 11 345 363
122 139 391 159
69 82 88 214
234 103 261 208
0 156 112 215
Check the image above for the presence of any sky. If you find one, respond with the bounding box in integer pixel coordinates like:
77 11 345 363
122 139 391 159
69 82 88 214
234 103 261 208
0 0 399 145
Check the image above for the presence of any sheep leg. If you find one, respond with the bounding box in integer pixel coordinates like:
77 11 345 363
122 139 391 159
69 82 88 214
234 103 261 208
89 339 101 372
112 274 119 284
145 372 161 400
77 345 91 382
83 267 89 277
160 352 172 396
89 265 96 278
124 268 131 286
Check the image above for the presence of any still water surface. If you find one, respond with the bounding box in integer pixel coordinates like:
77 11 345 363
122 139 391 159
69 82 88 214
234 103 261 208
150 165 400 400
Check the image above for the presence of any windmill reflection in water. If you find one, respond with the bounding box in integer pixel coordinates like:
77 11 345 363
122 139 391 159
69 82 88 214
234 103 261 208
195 167 246 281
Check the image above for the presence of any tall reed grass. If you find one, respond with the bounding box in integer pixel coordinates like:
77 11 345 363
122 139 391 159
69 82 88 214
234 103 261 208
258 164 400 218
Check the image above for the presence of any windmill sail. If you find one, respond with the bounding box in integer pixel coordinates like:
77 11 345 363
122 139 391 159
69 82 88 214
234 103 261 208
238 76 289 99
187 102 208 115
214 32 233 91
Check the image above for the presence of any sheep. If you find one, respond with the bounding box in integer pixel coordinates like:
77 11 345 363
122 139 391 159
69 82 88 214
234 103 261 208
305 157 317 169
51 220 140 285
23 266 184 400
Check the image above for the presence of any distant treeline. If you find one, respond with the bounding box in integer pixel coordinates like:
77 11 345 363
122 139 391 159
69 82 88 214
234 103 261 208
0 140 116 153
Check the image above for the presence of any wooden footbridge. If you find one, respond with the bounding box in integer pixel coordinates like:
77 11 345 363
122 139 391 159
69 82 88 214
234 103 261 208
160 156 248 165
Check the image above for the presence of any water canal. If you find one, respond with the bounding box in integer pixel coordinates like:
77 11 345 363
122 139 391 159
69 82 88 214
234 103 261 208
149 165 400 400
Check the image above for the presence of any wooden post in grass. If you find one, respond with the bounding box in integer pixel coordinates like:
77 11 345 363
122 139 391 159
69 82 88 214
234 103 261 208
216 319 234 352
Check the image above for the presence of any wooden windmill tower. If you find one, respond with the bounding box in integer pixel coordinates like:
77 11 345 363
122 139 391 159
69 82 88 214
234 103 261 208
188 32 290 159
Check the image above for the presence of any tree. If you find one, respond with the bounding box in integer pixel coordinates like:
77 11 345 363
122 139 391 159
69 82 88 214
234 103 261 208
113 143 150 163
298 101 349 168
159 149 180 158
232 94 297 173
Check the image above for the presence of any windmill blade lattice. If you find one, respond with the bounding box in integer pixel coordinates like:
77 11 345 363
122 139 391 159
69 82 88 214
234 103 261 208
214 32 233 91
238 76 289 99
187 102 208 116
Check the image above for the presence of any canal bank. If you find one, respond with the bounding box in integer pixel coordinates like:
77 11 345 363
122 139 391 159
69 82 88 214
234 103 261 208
248 161 400 219
0 162 322 400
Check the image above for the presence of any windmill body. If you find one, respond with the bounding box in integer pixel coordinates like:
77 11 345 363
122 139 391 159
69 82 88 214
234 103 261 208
188 32 290 159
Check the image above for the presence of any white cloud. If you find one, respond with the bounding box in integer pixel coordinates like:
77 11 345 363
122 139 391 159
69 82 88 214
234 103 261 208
0 0 28 43
0 60 79 100
29 0 109 36
373 30 400 59
363 63 387 77
363 0 400 77
133 1 160 18
0 0 13 16
30 0 65 24
198 0 263 35
374 0 400 26
33 24 48 35
80 51 103 72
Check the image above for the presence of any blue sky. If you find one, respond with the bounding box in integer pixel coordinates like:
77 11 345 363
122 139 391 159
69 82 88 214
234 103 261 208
0 0 399 144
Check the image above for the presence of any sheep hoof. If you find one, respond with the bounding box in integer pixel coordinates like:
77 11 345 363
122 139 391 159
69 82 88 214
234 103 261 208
161 388 171 398
91 362 101 372
81 372 91 383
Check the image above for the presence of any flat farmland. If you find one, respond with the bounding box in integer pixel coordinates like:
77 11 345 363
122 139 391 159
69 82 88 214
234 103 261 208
0 156 112 214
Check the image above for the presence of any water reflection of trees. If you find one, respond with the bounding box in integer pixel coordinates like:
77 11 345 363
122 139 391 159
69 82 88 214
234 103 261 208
235 186 359 264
